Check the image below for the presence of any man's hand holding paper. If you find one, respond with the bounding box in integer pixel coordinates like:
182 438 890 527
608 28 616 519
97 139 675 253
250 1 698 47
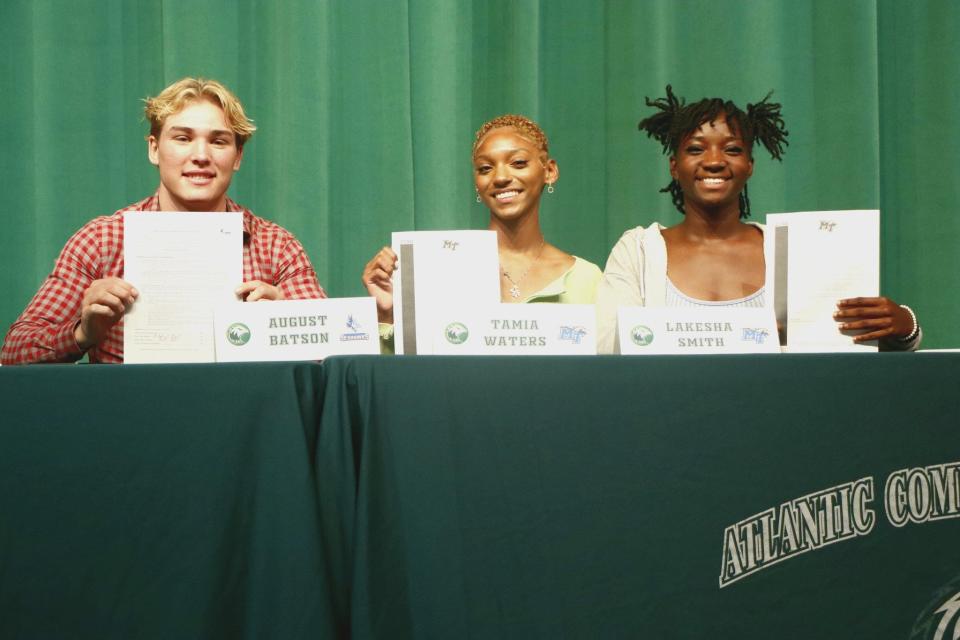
235 280 285 302
75 277 139 351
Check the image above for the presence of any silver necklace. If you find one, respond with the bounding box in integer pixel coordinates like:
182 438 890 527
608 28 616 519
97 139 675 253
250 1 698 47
501 239 546 299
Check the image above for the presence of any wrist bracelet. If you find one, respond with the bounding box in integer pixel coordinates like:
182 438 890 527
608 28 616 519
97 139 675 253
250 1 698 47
898 304 919 342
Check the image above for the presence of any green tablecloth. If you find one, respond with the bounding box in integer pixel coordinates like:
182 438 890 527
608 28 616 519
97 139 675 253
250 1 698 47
2 354 959 638
0 362 335 639
317 354 960 638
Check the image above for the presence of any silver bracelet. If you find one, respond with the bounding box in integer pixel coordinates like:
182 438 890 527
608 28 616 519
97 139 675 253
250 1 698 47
898 304 919 342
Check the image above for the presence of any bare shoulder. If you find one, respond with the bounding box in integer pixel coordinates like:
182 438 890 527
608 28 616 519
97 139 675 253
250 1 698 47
743 221 764 237
660 223 690 250
739 222 765 248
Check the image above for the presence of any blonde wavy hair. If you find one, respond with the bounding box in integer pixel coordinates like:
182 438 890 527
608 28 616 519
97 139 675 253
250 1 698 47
144 77 256 148
473 114 549 158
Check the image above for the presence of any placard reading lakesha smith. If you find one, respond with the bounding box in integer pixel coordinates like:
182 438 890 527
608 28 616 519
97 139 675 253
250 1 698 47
430 303 596 355
391 230 500 355
214 298 379 362
618 307 780 355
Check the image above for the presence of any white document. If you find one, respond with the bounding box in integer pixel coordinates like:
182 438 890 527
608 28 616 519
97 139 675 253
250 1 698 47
618 307 780 355
430 303 596 355
124 212 242 363
391 230 500 354
765 210 879 352
214 298 380 362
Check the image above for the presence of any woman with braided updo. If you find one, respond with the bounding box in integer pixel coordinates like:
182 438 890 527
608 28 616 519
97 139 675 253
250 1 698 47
363 114 602 349
596 85 920 353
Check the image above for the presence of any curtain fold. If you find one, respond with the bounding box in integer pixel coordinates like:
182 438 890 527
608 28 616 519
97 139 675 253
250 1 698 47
2 0 957 347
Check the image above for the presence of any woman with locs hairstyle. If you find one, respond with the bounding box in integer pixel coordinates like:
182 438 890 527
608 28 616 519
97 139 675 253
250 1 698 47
363 114 602 351
596 85 920 353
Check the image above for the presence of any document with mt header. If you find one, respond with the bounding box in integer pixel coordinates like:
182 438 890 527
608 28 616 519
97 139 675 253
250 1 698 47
391 230 500 354
765 210 879 352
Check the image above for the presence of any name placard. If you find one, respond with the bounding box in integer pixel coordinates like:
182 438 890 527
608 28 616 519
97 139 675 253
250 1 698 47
618 307 780 355
214 298 380 362
430 304 596 355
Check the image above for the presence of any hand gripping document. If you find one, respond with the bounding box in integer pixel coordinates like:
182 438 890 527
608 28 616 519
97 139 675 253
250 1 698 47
764 210 880 352
391 230 500 354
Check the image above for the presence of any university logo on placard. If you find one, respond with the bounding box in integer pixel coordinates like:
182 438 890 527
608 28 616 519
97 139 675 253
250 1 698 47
445 322 469 345
559 326 588 344
741 327 770 345
630 325 654 347
340 315 370 342
226 323 251 346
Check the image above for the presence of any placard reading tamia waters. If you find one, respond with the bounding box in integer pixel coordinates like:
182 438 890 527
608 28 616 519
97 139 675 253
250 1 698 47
618 307 780 355
214 298 379 362
430 304 596 355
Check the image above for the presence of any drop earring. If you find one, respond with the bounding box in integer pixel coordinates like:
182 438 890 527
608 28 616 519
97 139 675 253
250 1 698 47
547 183 555 194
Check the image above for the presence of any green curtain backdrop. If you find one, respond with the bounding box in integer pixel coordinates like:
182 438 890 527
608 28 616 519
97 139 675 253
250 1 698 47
1 0 957 348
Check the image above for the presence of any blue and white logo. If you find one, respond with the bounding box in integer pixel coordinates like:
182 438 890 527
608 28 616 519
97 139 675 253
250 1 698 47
340 315 370 342
559 326 588 344
741 328 769 344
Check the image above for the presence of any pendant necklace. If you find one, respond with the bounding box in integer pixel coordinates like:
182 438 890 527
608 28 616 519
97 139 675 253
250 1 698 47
501 239 546 299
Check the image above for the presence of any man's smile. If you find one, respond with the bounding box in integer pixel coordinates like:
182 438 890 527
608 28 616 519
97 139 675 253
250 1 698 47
183 170 215 185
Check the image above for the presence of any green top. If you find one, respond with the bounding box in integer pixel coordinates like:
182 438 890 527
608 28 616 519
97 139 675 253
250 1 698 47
522 256 602 303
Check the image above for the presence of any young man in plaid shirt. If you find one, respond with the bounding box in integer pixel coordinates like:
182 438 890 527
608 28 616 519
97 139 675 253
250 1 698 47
1 77 325 364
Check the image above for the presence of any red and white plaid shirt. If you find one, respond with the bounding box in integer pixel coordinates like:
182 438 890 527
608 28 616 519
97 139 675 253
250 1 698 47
2 193 326 364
